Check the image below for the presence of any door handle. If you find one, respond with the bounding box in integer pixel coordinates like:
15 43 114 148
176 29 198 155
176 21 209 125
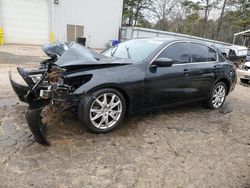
183 69 189 75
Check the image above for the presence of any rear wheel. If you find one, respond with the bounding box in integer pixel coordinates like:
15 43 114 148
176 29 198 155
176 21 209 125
240 78 249 84
78 88 126 133
204 82 227 110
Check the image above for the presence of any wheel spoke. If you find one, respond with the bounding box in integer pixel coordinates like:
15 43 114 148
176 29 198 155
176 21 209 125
96 99 104 108
105 116 109 127
110 110 121 114
103 94 107 106
109 95 115 106
219 86 223 93
109 113 117 121
98 115 105 127
212 99 217 104
216 100 220 107
213 91 218 97
91 112 102 121
91 109 102 113
111 101 121 109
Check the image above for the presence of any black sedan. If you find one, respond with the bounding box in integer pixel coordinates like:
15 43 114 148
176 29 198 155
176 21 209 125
10 38 237 145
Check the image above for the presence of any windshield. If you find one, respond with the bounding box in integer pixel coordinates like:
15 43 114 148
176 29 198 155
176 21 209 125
102 39 164 61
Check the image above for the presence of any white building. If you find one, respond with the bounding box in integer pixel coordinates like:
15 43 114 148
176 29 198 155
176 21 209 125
0 0 124 49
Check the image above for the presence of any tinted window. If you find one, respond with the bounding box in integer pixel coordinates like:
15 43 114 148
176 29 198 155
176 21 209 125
190 43 217 62
208 48 217 61
158 43 189 64
218 53 226 62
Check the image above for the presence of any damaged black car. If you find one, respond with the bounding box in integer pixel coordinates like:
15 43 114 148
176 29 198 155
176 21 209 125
9 38 237 145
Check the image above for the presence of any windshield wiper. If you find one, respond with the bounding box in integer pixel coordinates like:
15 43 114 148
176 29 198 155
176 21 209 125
125 46 131 59
111 46 118 57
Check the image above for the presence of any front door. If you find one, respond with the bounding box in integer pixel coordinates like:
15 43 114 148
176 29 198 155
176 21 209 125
143 42 191 108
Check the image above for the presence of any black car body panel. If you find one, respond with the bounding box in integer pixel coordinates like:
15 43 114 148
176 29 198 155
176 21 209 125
9 40 237 145
9 72 30 103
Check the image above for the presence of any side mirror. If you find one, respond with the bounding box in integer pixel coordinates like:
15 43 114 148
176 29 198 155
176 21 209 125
152 57 174 67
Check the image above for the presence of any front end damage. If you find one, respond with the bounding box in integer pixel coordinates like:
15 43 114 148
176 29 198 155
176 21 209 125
9 42 131 145
9 66 80 146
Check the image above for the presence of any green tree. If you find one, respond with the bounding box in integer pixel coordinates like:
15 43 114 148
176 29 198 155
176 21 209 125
230 0 250 29
200 0 219 37
122 0 152 26
180 1 202 35
215 0 228 39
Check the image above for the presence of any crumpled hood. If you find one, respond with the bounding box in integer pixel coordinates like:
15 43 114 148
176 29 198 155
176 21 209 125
54 43 133 68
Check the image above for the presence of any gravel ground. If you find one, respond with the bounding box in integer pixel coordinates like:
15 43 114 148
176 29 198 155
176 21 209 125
0 45 249 188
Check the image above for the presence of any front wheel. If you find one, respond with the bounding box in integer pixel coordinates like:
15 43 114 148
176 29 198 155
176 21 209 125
204 82 227 110
78 88 126 133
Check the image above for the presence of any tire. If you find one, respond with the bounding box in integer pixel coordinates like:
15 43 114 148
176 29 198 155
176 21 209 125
78 88 126 133
240 79 249 84
204 82 227 110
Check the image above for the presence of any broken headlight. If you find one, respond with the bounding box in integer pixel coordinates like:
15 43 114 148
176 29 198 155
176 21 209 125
48 66 66 84
29 74 43 83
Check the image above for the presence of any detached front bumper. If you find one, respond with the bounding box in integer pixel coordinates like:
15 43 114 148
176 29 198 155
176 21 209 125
9 69 50 145
9 71 30 103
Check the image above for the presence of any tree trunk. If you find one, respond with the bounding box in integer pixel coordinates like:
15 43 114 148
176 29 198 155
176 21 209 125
215 0 227 39
201 0 209 37
128 16 133 26
133 0 140 26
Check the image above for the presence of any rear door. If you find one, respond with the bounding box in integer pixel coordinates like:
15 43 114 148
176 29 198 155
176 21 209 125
186 42 218 99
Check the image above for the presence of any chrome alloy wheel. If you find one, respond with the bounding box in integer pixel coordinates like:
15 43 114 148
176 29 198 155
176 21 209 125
89 93 122 129
212 84 226 108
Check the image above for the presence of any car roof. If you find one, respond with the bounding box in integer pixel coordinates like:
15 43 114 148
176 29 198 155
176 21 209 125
132 37 211 46
131 37 177 43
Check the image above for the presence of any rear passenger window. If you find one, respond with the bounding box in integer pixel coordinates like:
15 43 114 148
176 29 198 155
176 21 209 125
190 43 217 62
158 42 189 64
208 48 217 61
218 53 226 62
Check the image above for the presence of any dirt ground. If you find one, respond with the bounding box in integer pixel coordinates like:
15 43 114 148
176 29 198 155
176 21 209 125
0 45 249 188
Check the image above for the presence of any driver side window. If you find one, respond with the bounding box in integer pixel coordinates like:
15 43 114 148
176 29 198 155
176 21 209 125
158 42 189 64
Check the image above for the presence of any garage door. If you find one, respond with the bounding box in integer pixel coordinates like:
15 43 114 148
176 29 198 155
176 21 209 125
1 0 49 44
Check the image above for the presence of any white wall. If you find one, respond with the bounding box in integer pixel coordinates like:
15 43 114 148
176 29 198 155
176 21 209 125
0 0 2 28
1 0 49 44
50 0 123 49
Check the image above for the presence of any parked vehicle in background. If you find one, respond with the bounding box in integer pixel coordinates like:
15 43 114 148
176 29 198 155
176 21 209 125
9 38 237 145
238 61 250 84
246 49 250 62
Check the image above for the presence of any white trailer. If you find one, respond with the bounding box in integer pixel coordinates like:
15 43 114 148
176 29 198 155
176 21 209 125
121 27 248 60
